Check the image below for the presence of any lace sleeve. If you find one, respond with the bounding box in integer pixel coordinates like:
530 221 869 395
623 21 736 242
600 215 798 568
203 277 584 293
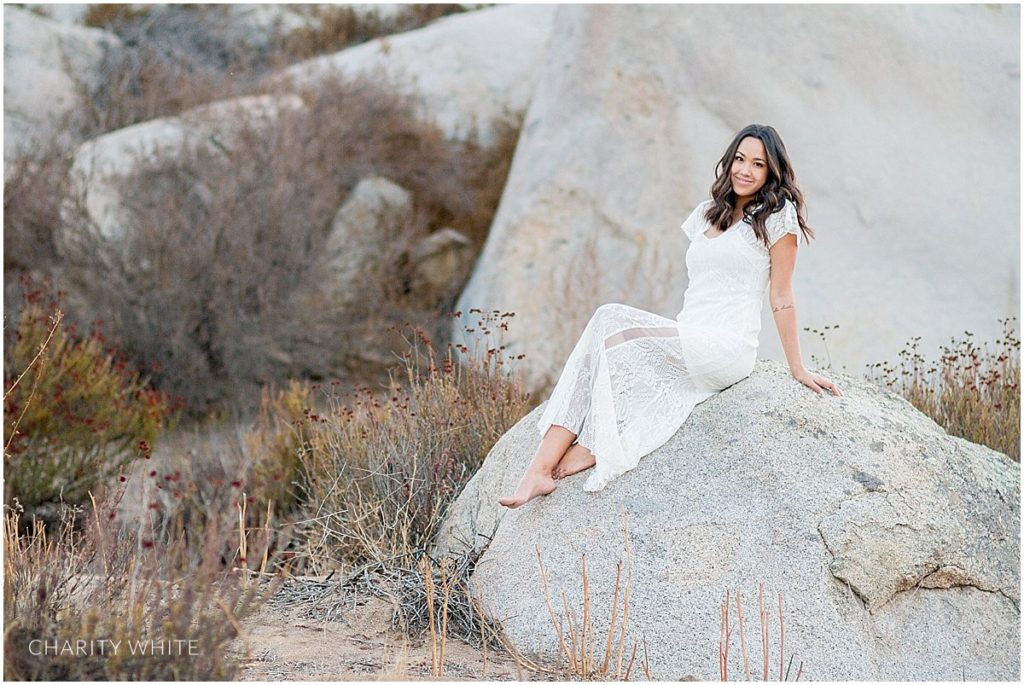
680 200 708 241
767 199 801 248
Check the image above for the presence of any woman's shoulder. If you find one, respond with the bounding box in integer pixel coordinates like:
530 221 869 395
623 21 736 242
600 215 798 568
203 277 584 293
767 197 799 225
773 196 797 213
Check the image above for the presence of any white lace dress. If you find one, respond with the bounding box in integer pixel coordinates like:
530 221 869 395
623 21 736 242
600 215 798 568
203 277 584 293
536 197 802 491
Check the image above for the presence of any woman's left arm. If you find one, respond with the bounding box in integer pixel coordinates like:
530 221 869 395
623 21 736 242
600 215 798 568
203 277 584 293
768 233 805 375
769 234 843 396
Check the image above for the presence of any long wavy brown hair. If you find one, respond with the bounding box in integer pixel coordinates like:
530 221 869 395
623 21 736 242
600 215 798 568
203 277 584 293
704 124 815 249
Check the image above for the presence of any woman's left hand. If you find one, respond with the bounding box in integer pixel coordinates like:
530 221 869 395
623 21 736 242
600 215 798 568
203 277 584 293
792 369 843 396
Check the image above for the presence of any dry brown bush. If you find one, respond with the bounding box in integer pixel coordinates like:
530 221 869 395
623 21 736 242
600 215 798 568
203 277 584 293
54 67 520 417
3 145 74 314
76 3 477 136
277 4 471 65
292 310 532 575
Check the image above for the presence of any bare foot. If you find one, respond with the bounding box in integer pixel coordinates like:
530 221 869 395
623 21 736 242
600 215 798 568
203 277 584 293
497 470 557 508
552 444 596 480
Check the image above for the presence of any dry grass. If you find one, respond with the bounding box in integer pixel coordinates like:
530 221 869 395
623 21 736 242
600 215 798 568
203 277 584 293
276 4 471 65
234 309 539 674
116 394 318 575
75 6 270 134
74 4 476 137
2 148 72 281
863 317 1020 460
719 583 802 681
530 507 652 681
2 280 287 678
290 309 532 575
2 487 284 680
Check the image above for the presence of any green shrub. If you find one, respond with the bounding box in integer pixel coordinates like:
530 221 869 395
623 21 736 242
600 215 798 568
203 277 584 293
3 278 179 513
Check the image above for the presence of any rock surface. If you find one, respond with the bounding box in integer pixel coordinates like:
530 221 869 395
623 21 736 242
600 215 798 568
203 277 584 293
324 176 415 306
3 6 123 174
435 359 1020 680
409 227 475 304
271 4 556 145
453 3 1020 394
60 94 306 244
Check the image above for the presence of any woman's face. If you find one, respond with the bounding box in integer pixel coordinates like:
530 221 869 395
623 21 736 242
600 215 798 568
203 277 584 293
730 136 769 200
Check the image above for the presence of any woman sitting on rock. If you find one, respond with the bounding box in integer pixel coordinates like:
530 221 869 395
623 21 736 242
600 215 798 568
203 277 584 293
498 123 843 509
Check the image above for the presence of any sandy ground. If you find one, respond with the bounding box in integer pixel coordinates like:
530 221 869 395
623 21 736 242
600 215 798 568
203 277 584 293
226 583 556 681
136 407 562 680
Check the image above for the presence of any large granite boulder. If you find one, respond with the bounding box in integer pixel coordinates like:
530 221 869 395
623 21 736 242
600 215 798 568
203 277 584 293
269 3 556 145
59 93 306 244
435 359 1020 680
3 5 123 174
453 4 1020 394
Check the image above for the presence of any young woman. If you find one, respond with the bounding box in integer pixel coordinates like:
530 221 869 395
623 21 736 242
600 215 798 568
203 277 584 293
498 124 843 509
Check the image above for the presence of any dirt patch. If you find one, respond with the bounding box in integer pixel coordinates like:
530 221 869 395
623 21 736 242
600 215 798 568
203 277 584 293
227 584 554 681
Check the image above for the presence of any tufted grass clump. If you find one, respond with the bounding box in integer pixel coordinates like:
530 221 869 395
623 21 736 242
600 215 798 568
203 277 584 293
121 380 319 575
3 488 283 680
244 379 317 524
865 317 1020 461
3 276 179 516
292 309 532 575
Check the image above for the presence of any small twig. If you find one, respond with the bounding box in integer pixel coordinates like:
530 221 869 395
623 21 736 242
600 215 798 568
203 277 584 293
737 588 751 681
4 308 62 456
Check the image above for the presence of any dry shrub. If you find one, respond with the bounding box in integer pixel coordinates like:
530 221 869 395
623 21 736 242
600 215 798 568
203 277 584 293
2 488 283 680
76 6 265 135
277 4 470 64
124 409 309 575
56 68 520 417
82 3 150 29
3 147 73 280
76 4 476 136
3 277 178 516
865 317 1020 461
244 379 317 521
263 310 532 672
293 309 532 574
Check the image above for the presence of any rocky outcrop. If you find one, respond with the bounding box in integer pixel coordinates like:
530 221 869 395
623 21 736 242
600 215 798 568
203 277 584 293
59 94 306 244
3 6 123 174
452 4 1020 394
409 228 475 304
324 176 415 306
435 360 1020 680
270 4 556 145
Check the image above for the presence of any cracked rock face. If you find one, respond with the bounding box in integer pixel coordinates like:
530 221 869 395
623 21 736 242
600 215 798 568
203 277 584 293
434 360 1020 680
